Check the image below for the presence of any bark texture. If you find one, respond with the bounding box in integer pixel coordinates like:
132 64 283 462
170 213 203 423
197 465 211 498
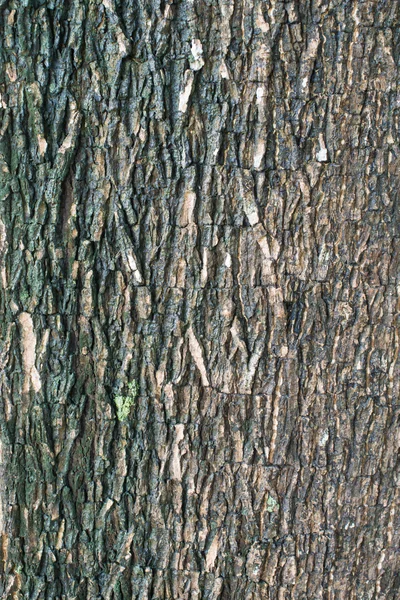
0 0 400 598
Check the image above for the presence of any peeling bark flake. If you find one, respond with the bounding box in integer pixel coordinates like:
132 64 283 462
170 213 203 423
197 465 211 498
187 327 210 387
205 535 219 571
178 71 194 113
18 312 41 394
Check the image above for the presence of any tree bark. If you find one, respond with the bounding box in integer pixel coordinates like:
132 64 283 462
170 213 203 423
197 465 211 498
0 0 399 598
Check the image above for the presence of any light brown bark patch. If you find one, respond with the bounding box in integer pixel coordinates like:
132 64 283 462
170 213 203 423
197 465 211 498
18 312 41 394
187 327 210 387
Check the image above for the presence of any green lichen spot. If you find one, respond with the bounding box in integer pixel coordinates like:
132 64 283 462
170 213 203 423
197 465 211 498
114 381 138 421
267 495 279 513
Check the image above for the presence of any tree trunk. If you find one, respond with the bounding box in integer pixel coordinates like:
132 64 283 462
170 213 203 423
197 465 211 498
0 0 399 598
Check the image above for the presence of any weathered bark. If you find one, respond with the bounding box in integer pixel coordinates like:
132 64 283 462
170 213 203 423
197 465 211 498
0 0 399 598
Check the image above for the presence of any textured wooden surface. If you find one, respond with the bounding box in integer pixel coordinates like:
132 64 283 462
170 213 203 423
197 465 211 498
0 0 399 598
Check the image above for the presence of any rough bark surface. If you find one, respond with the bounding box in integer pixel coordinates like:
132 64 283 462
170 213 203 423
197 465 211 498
0 0 400 598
